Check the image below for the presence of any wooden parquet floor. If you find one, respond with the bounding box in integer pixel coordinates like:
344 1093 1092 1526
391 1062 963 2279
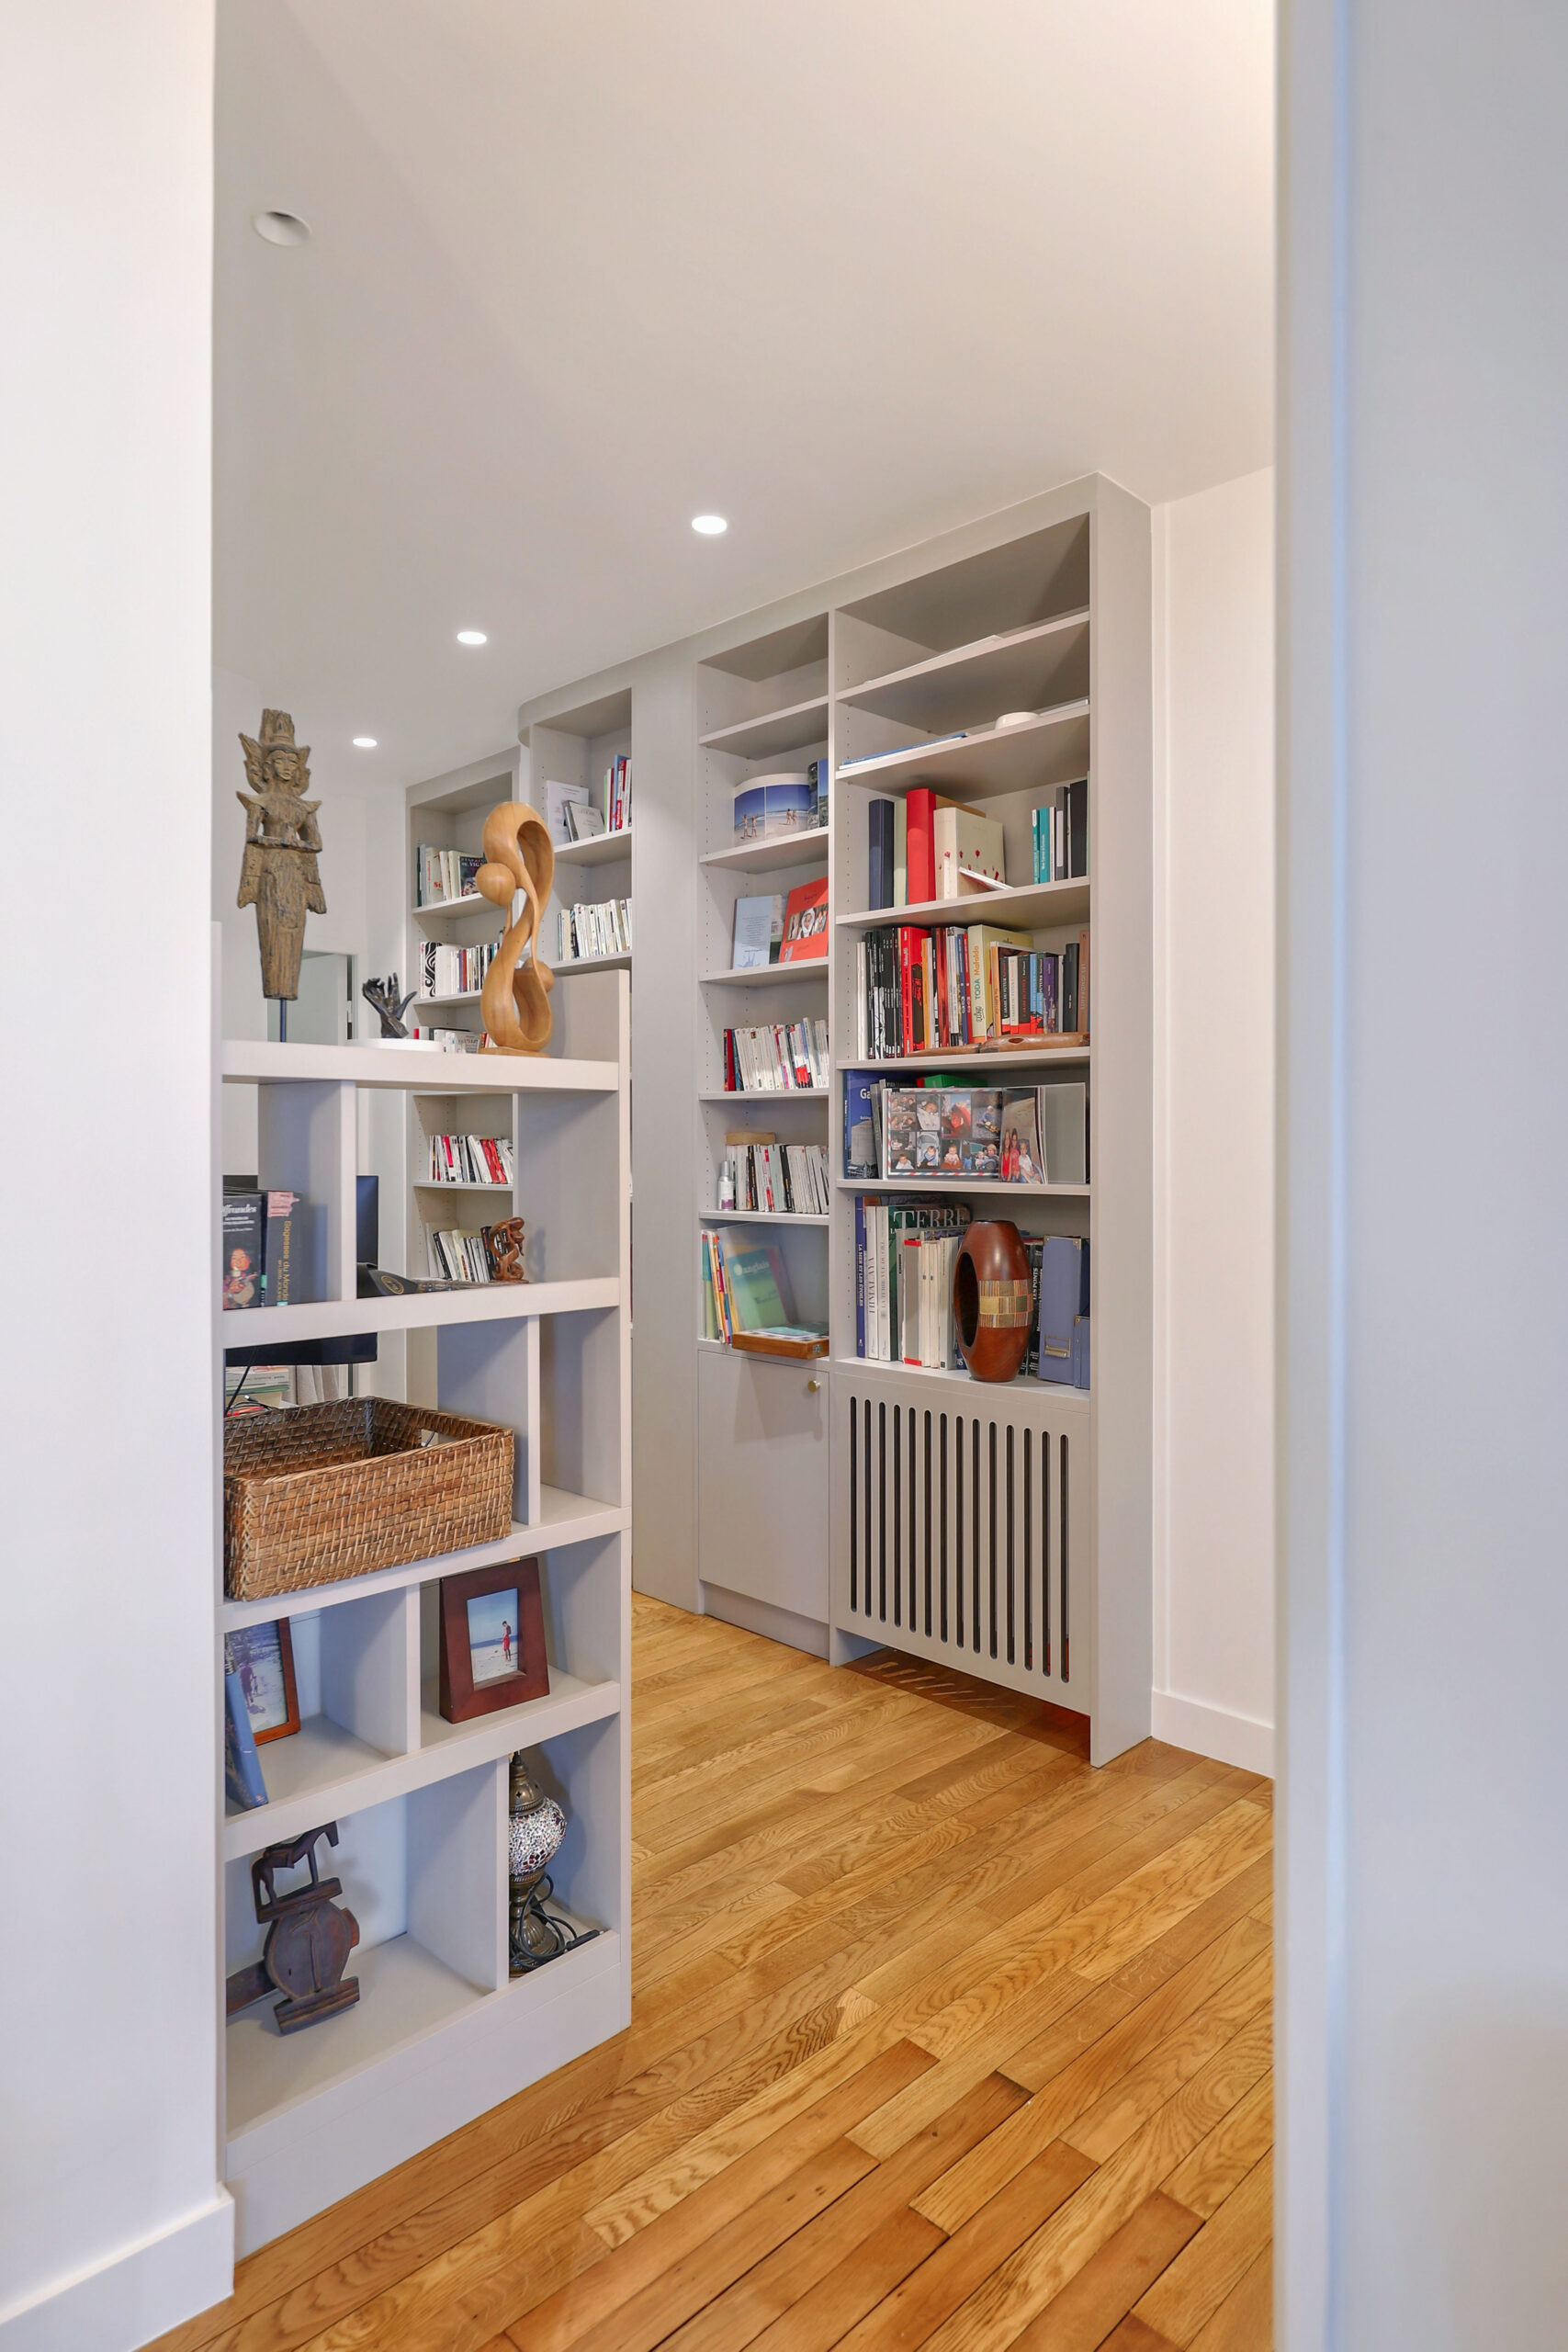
153 1594 1273 2352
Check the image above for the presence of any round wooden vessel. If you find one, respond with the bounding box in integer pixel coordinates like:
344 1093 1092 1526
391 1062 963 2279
953 1219 1032 1383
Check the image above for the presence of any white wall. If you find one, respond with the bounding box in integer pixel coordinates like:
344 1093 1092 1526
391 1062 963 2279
1280 4 1568 2345
0 6 233 2347
1153 469 1277 1773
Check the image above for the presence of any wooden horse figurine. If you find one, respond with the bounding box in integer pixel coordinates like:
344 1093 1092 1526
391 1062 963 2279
477 802 555 1054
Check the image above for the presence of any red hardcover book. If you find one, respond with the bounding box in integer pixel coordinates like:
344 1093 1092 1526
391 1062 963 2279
778 877 829 961
906 786 937 906
898 927 918 1055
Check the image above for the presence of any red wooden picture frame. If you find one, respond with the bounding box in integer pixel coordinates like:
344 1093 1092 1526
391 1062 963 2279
437 1556 548 1723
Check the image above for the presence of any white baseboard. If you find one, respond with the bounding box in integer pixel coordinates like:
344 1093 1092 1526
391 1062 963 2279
0 2192 233 2352
1151 1688 1275 1777
700 1582 829 1658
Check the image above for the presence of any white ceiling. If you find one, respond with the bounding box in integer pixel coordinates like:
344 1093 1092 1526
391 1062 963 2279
216 1 1273 788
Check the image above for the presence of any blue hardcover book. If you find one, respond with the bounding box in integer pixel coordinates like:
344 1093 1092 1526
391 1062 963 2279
854 1195 867 1358
843 1069 878 1176
1071 1314 1090 1390
224 1668 268 1811
1036 1236 1087 1385
868 798 895 910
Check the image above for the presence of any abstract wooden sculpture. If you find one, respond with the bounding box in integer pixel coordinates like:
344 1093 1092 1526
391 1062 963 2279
237 709 326 1006
953 1219 1033 1382
477 800 555 1054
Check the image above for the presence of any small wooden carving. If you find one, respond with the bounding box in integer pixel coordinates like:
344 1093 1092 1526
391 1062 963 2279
477 802 555 1054
363 974 417 1037
224 1823 360 2034
237 710 326 1002
484 1216 527 1283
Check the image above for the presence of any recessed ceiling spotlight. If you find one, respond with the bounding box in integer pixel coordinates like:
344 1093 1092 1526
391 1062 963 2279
691 514 728 537
457 629 488 646
253 210 310 246
352 736 378 749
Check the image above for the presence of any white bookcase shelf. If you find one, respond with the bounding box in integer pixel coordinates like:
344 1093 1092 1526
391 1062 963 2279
701 830 829 876
555 950 632 975
698 695 831 760
835 876 1092 932
217 968 631 2256
553 825 632 869
701 963 829 989
836 699 1091 797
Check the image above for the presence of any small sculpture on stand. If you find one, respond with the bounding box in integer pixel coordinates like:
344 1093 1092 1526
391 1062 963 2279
236 710 326 1041
508 1752 599 1974
362 973 417 1038
477 801 555 1054
224 1823 361 2034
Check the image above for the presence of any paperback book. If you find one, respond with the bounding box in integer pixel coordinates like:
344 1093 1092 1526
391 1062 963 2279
722 1018 828 1091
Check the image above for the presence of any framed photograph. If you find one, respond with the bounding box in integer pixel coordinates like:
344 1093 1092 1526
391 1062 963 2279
226 1619 299 1744
437 1557 549 1723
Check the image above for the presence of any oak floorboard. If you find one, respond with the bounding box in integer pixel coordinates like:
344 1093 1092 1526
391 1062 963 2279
1188 2244 1272 2350
146 1600 1272 2352
1004 2191 1203 2351
1131 2152 1274 2345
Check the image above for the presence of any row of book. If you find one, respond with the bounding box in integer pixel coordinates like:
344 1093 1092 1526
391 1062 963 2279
855 1201 971 1367
221 1182 299 1310
419 938 499 1001
854 1201 1090 1385
718 1137 830 1218
700 1226 828 1355
1032 781 1087 883
864 779 1088 910
732 760 829 845
414 844 482 907
845 1078 1089 1185
427 1133 514 1185
558 897 631 961
428 1224 520 1283
721 1018 829 1091
854 923 1088 1057
730 879 829 968
604 753 631 833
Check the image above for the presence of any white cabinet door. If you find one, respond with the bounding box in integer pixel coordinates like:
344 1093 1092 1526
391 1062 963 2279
697 1348 829 1622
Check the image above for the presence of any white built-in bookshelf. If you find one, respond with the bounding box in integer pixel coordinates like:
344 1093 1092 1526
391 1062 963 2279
507 478 1151 1766
217 973 630 2254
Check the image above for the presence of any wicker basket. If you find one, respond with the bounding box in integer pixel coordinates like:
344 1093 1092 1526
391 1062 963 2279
224 1398 515 1601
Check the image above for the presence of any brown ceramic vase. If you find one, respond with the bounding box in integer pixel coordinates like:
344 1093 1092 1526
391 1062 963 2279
953 1219 1032 1382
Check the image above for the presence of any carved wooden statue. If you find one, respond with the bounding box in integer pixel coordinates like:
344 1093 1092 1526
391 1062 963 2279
224 1822 360 2035
237 709 326 1002
477 801 555 1054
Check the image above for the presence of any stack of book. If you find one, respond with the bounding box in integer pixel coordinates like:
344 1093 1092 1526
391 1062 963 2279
427 1134 515 1184
720 1136 829 1217
843 1077 1088 1186
403 1026 490 1051
415 846 483 906
1032 780 1088 883
428 1224 523 1283
722 1019 829 1091
854 922 1088 1057
558 898 631 961
700 1227 828 1357
420 939 500 1000
604 753 631 832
